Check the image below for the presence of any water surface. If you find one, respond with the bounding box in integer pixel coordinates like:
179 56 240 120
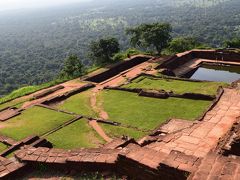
190 64 240 83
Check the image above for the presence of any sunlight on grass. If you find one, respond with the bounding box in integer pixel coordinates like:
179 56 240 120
100 123 147 140
101 90 211 130
47 119 105 149
56 90 96 117
0 143 8 152
123 76 227 95
0 106 74 140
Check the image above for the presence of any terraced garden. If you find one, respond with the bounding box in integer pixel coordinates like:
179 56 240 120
99 90 212 130
0 52 238 179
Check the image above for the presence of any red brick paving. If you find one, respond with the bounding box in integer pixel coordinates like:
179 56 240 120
15 146 120 165
0 108 21 122
189 152 240 180
146 88 240 158
0 156 25 178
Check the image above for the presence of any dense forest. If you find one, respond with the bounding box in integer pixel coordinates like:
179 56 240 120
0 0 239 95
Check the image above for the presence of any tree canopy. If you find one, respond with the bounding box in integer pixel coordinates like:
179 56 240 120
225 38 240 48
126 22 172 54
60 55 84 78
168 37 202 54
89 37 120 65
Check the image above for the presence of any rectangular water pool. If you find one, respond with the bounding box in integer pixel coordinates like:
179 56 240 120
190 64 240 83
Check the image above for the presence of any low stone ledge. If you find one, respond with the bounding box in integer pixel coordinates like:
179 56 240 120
139 89 169 99
33 85 64 100
42 83 95 105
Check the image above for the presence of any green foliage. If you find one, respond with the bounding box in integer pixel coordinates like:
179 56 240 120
167 37 202 54
224 37 240 48
60 55 84 78
112 48 149 61
89 37 120 65
126 22 172 54
0 0 239 95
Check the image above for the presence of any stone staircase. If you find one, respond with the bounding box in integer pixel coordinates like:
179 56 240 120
188 152 240 180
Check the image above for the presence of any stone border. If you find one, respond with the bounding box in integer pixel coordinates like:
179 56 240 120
85 55 152 83
32 85 64 100
42 83 95 106
40 116 83 137
0 136 52 157
196 86 224 121
104 86 216 101
155 49 240 70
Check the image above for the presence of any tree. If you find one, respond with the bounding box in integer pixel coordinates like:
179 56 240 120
168 37 201 53
224 38 240 48
126 23 172 54
60 55 84 78
89 37 120 65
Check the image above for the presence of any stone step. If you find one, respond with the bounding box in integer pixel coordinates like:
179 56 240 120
189 152 240 180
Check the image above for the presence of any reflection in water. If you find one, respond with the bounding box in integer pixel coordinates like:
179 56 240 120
190 64 240 83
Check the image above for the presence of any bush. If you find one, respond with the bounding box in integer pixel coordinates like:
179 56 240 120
113 48 150 61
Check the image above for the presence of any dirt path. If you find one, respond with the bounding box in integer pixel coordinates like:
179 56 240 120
89 120 112 142
90 86 109 120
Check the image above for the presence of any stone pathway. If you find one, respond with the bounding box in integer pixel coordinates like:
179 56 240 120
146 88 240 157
0 108 21 122
189 152 240 180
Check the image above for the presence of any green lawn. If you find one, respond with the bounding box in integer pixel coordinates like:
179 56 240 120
0 106 74 140
46 119 105 149
101 90 211 130
123 76 227 95
100 123 147 140
0 143 8 152
56 90 96 117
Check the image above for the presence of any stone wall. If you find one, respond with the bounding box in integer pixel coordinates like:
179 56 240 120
85 55 151 83
42 83 94 106
157 50 240 70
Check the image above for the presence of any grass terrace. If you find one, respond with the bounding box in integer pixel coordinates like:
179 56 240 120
0 106 74 140
100 123 147 140
56 89 96 117
0 142 8 152
123 75 227 95
46 119 105 149
100 90 212 130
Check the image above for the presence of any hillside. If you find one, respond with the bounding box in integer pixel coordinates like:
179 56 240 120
0 0 240 95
